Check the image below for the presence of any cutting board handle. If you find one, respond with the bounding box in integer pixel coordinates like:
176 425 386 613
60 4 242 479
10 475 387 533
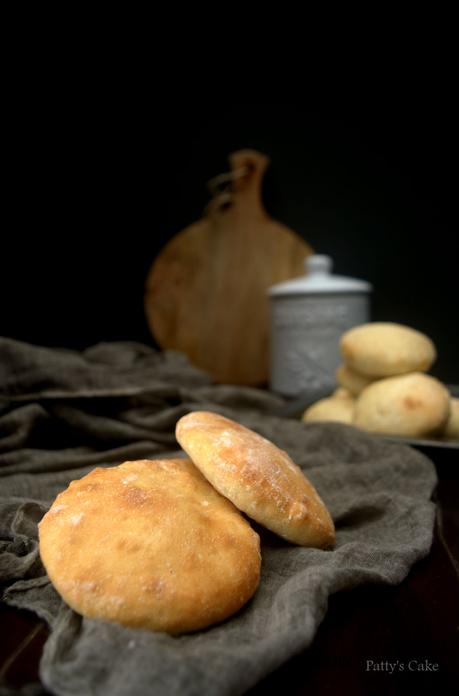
229 150 269 215
207 150 270 217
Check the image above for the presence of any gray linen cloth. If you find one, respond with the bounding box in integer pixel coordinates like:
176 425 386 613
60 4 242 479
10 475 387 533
0 337 437 696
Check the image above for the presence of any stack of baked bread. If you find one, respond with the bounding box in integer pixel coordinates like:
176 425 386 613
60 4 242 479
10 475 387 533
302 322 458 440
39 412 335 635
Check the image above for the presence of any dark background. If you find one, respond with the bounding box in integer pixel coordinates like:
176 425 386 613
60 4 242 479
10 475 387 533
2 96 457 383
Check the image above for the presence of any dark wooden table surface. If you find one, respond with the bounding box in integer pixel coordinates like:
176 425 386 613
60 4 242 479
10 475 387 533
1 448 458 695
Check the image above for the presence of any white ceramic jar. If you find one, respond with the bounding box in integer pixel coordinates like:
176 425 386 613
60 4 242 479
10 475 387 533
268 255 372 396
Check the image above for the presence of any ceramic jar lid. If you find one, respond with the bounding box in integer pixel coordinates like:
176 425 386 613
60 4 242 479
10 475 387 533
268 255 372 297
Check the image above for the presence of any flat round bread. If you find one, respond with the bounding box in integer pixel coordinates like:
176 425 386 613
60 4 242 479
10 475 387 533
354 373 450 438
39 459 261 634
302 395 354 425
340 322 436 378
176 412 335 548
336 363 375 396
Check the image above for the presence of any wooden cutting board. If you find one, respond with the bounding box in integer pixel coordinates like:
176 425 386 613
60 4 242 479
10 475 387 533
144 150 312 385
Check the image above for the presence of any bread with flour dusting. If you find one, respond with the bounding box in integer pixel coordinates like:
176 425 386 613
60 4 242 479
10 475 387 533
39 458 261 634
176 411 335 548
354 372 450 437
302 394 355 424
340 322 436 378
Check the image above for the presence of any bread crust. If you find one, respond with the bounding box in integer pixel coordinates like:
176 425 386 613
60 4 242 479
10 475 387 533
336 364 375 396
39 459 261 634
302 396 354 425
354 373 450 437
340 322 436 378
176 412 335 549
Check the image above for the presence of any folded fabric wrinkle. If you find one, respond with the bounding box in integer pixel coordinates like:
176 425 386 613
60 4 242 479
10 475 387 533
0 338 437 696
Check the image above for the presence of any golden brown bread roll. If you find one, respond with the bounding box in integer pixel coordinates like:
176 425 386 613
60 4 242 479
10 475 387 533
302 395 354 425
340 322 436 378
39 459 261 634
336 364 375 396
353 373 450 438
333 387 354 399
176 411 335 549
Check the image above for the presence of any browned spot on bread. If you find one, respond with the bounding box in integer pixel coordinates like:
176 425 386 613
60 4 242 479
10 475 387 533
122 486 148 506
219 535 238 551
403 396 423 410
345 344 354 358
143 578 166 595
116 539 142 554
76 482 102 493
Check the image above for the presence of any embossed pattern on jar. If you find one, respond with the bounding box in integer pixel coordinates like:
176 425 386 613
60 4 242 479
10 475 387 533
268 256 372 396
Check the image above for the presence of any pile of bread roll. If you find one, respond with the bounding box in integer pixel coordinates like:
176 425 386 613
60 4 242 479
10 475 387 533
302 322 459 440
39 412 335 635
